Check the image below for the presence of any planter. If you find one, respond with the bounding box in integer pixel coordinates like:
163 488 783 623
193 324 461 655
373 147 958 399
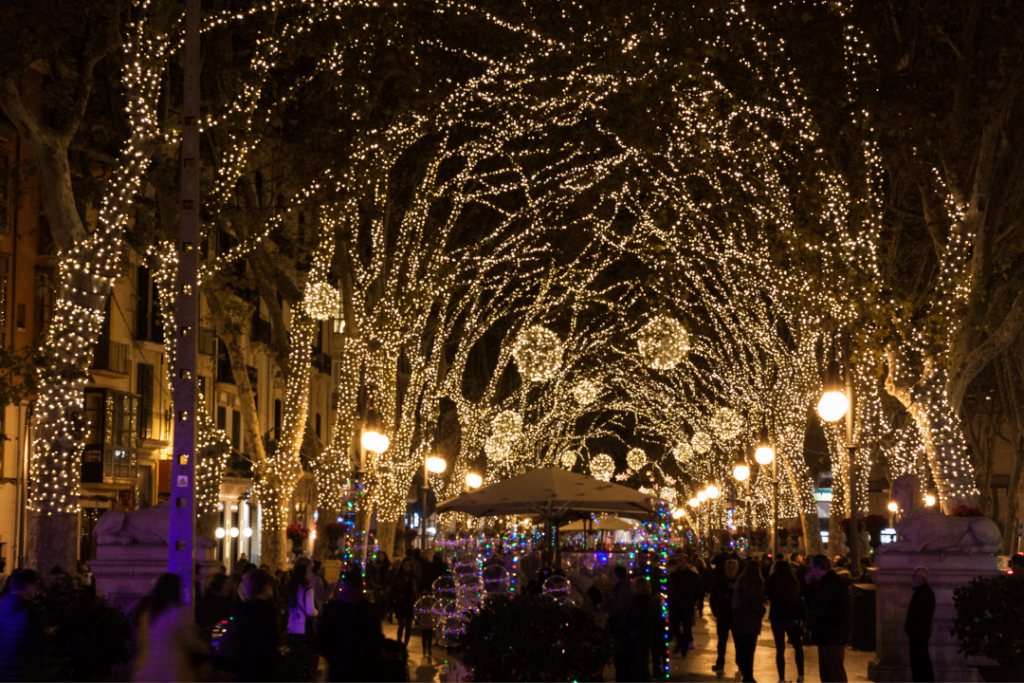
868 529 882 550
291 538 304 556
978 667 1024 682
778 531 789 548
327 535 339 558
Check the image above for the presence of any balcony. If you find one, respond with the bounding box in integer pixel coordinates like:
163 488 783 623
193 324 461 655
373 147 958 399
91 340 130 374
251 317 272 346
312 351 332 375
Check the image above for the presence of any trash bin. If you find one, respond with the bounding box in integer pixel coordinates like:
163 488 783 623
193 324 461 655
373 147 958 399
848 583 876 651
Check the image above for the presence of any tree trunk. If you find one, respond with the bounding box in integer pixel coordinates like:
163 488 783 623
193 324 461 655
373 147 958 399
377 519 398 561
1002 447 1023 555
260 482 288 569
26 513 78 575
996 349 1024 554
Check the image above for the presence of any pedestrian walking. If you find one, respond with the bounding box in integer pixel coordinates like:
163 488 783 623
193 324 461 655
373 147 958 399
609 565 634 682
286 557 319 680
732 561 766 683
391 558 419 647
132 573 208 682
709 559 740 674
905 566 936 682
416 590 437 658
320 570 384 682
807 555 849 682
667 554 702 655
623 577 657 681
0 569 45 682
217 570 282 682
766 560 805 683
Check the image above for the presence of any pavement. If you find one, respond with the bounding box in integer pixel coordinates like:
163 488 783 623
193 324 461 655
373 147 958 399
379 612 876 683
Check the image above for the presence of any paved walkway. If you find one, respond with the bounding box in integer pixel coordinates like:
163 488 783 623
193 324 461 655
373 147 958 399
380 613 876 682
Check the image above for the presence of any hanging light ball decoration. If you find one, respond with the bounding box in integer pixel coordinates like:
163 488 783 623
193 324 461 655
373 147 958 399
636 315 691 370
712 407 743 440
559 450 578 470
673 441 694 465
302 281 342 321
626 448 647 471
543 574 572 603
691 432 712 455
513 325 563 382
590 453 615 481
432 575 458 608
481 565 511 595
484 410 523 463
572 379 600 406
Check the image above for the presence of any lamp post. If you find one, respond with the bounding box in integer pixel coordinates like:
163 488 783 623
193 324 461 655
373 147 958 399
818 346 858 574
754 430 776 557
423 455 448 549
360 390 389 569
733 463 751 541
688 496 701 546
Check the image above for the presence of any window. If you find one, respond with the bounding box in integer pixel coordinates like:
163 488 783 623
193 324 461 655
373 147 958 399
274 400 282 438
231 410 241 451
81 388 138 484
135 266 164 342
217 406 227 431
137 362 154 440
315 413 322 439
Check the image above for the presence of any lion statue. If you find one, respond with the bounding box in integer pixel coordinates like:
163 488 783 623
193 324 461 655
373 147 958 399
877 474 1001 554
95 502 214 547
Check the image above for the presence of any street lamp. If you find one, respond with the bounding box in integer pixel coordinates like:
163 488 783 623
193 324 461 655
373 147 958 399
426 456 447 474
697 490 708 503
688 497 700 508
465 472 483 489
925 494 936 507
420 454 447 549
733 463 751 541
706 484 720 499
361 399 390 453
733 464 750 482
817 359 849 423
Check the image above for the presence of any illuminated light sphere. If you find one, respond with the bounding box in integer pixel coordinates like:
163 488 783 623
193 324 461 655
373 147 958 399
303 281 342 321
636 315 690 370
925 494 936 507
482 564 511 594
688 497 700 508
426 456 448 474
673 441 694 465
733 464 750 482
229 527 239 538
697 490 708 503
573 379 600 406
543 574 572 603
626 448 647 471
512 325 563 382
712 407 743 440
706 484 720 499
590 453 615 482
485 410 523 464
887 501 899 513
215 527 226 539
361 408 390 454
817 391 849 423
755 444 775 466
465 472 483 489
558 450 578 469
691 432 712 455
672 508 686 519
243 527 253 538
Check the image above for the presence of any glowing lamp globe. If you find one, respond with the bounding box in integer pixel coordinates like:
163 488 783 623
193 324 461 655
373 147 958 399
887 501 899 513
361 429 389 454
688 498 700 508
706 484 720 499
229 527 239 538
755 444 774 465
672 508 686 520
243 527 253 538
733 464 750 482
925 494 936 507
426 456 448 474
215 527 226 539
697 490 708 503
465 472 483 489
817 391 849 423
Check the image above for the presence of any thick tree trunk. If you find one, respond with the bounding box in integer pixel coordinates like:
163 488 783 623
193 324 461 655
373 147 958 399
376 519 398 561
1002 449 1023 555
26 514 78 575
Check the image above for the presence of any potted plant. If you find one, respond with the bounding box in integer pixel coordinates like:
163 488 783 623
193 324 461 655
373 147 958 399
787 526 804 549
750 529 767 550
286 524 310 555
323 522 345 557
778 527 790 547
862 514 888 550
951 574 1024 681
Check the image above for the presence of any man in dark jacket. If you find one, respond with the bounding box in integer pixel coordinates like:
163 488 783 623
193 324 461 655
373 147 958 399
0 569 45 682
808 554 849 682
321 570 385 682
905 567 936 682
709 559 739 673
667 555 703 656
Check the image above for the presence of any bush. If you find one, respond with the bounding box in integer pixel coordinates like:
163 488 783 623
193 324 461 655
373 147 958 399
36 586 132 681
460 594 616 681
951 574 1024 668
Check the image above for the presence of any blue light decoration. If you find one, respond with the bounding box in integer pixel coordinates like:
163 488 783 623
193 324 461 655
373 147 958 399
635 502 672 680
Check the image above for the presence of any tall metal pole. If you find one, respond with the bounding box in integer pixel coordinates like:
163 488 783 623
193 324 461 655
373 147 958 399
771 457 779 558
845 352 859 573
169 0 200 605
420 458 428 550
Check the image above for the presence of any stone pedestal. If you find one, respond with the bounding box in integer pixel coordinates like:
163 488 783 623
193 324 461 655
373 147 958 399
91 544 223 615
323 559 343 586
868 552 998 682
